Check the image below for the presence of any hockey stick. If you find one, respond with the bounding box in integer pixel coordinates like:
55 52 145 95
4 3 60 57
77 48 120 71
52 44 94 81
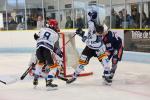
0 80 6 84
20 63 68 82
0 76 18 85
57 76 68 81
20 65 33 80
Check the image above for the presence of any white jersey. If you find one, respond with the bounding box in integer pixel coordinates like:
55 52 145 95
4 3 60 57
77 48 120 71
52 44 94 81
36 28 59 51
84 20 104 50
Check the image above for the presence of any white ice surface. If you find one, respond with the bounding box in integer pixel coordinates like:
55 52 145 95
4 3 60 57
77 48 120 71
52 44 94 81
0 53 150 100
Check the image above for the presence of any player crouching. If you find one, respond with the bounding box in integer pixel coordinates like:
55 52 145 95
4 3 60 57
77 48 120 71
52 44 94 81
33 19 60 90
102 25 123 80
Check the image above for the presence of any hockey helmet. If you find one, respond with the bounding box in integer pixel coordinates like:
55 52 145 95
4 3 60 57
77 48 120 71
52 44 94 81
47 19 60 32
95 25 104 34
95 24 109 35
88 10 97 19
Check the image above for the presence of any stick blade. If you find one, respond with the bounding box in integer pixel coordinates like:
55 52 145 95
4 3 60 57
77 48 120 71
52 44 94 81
0 75 19 85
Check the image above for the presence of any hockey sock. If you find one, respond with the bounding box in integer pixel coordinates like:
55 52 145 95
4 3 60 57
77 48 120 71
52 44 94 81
111 64 117 74
34 64 42 75
73 65 84 78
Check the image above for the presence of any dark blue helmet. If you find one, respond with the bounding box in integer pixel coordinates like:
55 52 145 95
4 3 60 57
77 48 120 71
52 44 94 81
88 10 97 19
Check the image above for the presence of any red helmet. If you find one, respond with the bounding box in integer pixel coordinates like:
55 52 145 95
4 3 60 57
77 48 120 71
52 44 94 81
48 19 60 32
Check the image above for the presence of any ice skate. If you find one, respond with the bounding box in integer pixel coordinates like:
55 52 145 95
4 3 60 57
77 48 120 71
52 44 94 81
33 78 38 89
33 75 39 88
66 73 77 84
109 72 114 79
102 71 112 85
33 78 38 85
33 75 38 85
102 75 112 85
110 64 117 79
46 79 58 91
66 77 76 84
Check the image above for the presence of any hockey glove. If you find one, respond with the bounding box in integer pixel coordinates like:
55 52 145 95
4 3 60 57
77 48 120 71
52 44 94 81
76 28 85 37
34 33 39 40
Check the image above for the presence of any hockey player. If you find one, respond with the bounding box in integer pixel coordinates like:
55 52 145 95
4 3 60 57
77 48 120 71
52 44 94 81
102 25 123 79
66 11 112 85
33 19 61 89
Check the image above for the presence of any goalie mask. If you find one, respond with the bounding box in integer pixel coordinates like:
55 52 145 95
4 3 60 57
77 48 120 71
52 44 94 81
47 19 60 32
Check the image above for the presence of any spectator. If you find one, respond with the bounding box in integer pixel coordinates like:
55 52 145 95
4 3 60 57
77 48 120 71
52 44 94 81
75 16 84 28
131 8 140 28
65 16 73 28
27 15 36 29
37 15 44 29
8 16 17 30
118 10 123 28
45 17 50 25
146 12 150 28
111 8 120 28
142 11 148 28
16 22 25 30
111 8 117 28
122 9 133 28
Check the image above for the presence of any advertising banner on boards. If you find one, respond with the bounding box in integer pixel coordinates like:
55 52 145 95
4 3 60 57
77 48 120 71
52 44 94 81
124 30 150 53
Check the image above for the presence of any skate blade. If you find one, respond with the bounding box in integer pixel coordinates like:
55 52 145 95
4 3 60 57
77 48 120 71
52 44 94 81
46 87 58 91
66 78 76 84
33 85 38 89
103 81 112 86
102 76 112 86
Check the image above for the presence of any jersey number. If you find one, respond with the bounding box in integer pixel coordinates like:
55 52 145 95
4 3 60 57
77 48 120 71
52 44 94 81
43 32 51 40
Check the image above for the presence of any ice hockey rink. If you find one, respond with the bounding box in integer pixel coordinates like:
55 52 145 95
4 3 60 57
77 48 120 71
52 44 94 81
0 51 150 100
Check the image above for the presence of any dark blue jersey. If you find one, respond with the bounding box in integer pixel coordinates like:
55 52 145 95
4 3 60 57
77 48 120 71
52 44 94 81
103 31 122 51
